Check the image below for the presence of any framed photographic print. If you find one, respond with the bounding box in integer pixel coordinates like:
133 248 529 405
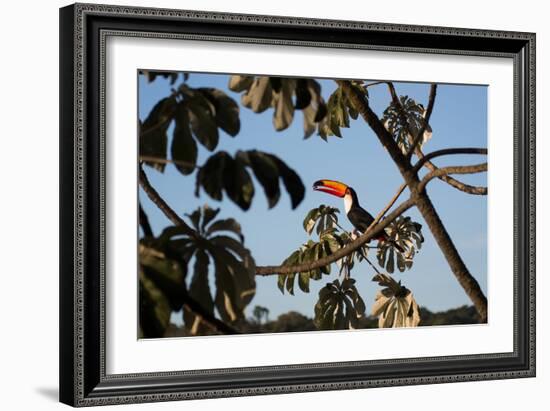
59 3 536 407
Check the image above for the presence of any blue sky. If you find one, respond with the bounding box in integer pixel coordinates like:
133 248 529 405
138 72 487 321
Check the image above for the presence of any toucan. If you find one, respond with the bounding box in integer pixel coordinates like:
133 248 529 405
313 179 404 252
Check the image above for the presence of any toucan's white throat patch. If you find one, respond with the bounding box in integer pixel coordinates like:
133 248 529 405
344 193 353 214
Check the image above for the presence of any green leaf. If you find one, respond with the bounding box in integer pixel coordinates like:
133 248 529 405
185 209 201 232
139 244 186 311
303 208 321 234
277 274 286 294
211 245 256 319
140 97 176 172
171 105 197 175
210 236 252 267
212 256 239 323
183 249 214 334
294 79 312 109
223 156 255 210
201 205 220 233
241 150 281 209
206 219 243 242
376 216 423 272
139 269 171 338
381 94 433 154
228 75 254 92
273 79 295 131
298 272 310 293
241 77 273 113
372 273 420 328
285 273 296 295
199 88 240 137
187 97 219 151
266 154 305 209
196 151 228 200
313 279 365 330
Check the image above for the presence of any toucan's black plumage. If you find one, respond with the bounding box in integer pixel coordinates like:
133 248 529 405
313 179 404 252
344 187 376 233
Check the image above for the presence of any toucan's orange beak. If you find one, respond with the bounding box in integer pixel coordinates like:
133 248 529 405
313 180 348 198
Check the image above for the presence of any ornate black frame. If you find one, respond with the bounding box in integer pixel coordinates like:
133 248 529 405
59 3 536 407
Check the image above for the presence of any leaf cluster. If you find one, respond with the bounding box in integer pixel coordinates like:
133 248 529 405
316 82 366 140
382 95 433 154
314 278 366 330
371 273 420 328
229 76 367 141
140 83 240 174
195 150 305 211
277 205 352 295
377 216 424 273
139 205 256 337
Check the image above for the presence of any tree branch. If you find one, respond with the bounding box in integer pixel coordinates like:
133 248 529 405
412 147 488 173
369 183 407 230
140 156 201 170
414 192 488 322
139 203 153 237
364 81 389 89
255 198 415 276
334 80 488 322
182 293 240 335
337 80 411 175
416 150 488 195
406 84 437 159
385 83 487 195
138 165 198 238
418 162 488 193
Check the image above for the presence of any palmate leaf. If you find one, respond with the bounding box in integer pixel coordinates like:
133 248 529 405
156 206 256 334
302 205 340 235
277 229 351 295
139 269 172 338
382 95 433 154
140 97 177 172
371 273 420 328
139 243 187 312
199 87 240 136
140 82 240 175
183 249 214 335
228 75 326 137
171 106 197 175
314 278 366 330
237 151 280 208
196 150 305 211
317 82 366 141
140 69 180 85
377 216 424 273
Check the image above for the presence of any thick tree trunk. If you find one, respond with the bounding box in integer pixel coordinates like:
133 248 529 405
414 192 488 322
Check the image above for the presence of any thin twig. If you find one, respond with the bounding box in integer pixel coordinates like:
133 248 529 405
182 295 240 335
364 81 389 89
363 255 382 275
406 84 437 159
412 147 488 173
138 165 198 238
255 198 415 276
139 203 153 237
140 156 201 170
368 183 407 231
384 82 488 195
418 163 488 193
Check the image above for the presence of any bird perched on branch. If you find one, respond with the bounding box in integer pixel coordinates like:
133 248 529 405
313 179 404 252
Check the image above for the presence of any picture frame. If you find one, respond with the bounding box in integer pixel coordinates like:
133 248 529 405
59 2 536 407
